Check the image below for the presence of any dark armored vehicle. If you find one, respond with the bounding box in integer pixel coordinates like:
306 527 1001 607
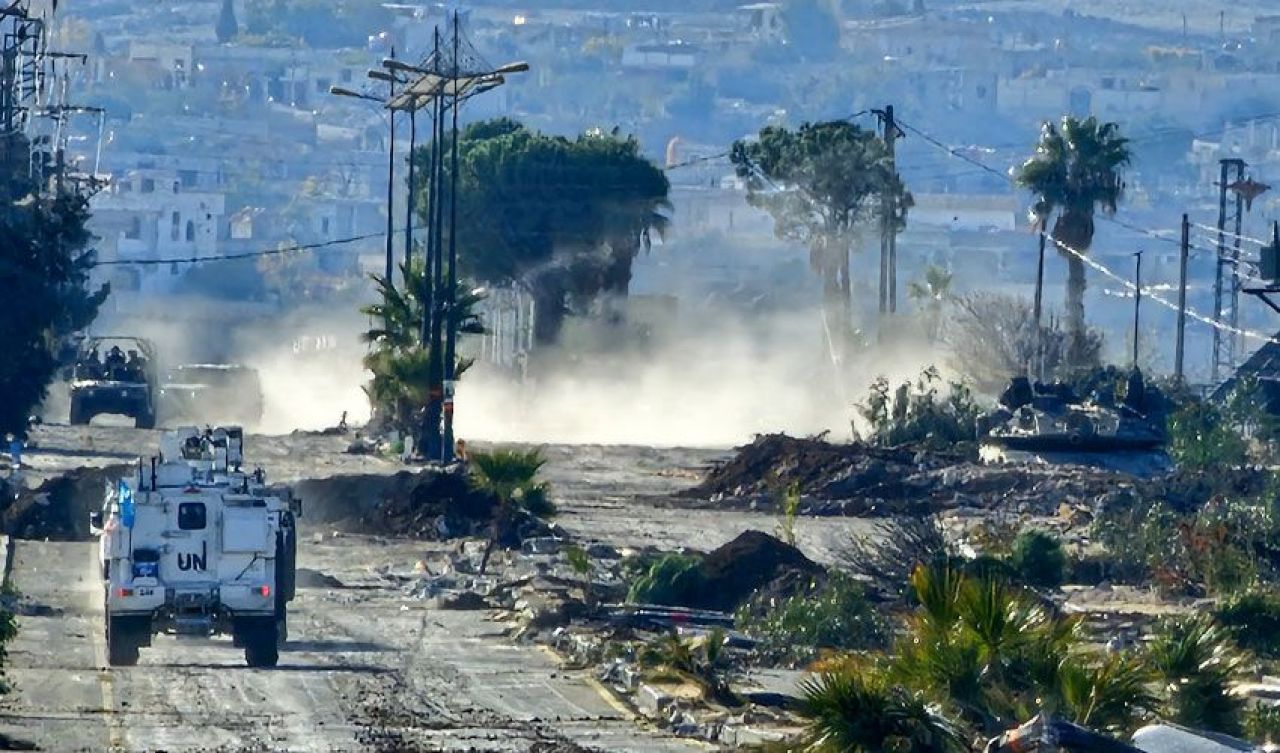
980 369 1168 470
159 364 265 427
69 336 158 428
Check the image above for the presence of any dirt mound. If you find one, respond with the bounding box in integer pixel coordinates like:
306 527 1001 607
691 530 824 612
685 434 908 499
297 467 497 539
683 434 964 510
2 464 134 541
681 434 1176 517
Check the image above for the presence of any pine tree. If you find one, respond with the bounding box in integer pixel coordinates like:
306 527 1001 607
0 133 106 435
216 0 239 43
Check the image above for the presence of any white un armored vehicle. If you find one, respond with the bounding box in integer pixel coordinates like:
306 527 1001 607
91 426 300 667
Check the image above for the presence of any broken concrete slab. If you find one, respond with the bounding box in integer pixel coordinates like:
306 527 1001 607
1131 724 1258 753
636 683 673 717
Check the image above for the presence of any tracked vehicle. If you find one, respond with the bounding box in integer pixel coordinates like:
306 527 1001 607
92 426 300 667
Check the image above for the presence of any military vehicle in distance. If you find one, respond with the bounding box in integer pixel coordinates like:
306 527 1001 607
980 369 1168 472
159 364 265 427
68 336 158 428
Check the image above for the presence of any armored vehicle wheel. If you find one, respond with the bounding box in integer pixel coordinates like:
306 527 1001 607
135 408 156 430
276 608 288 648
106 616 142 666
69 400 90 426
244 618 279 668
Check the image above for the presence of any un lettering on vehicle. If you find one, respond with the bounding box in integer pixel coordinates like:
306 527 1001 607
177 541 208 572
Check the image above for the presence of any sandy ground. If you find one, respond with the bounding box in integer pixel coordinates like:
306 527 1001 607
0 423 875 751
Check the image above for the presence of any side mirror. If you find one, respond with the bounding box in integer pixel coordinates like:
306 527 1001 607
89 511 104 530
290 498 303 518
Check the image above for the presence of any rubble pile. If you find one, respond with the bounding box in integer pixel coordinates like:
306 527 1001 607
685 433 943 501
2 463 133 540
297 467 513 539
683 433 1274 518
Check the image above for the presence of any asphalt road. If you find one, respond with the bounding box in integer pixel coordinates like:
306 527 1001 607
0 536 705 752
0 423 874 751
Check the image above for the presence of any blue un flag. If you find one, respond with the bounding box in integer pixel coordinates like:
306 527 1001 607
118 480 135 529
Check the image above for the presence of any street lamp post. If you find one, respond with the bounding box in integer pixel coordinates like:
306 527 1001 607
382 19 527 462
329 79 397 326
442 18 463 459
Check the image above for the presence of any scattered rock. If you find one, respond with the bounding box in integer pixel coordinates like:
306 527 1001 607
439 591 492 610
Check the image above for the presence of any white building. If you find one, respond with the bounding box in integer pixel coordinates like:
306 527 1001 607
90 168 227 293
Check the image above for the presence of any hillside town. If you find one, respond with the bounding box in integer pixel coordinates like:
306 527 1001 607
7 0 1280 752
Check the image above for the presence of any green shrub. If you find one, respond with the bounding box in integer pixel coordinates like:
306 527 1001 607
1009 529 1067 588
856 367 980 452
1245 704 1280 746
626 553 705 606
1214 589 1280 658
1092 494 1276 595
736 574 888 664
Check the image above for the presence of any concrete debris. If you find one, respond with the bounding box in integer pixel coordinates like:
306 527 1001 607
683 433 1276 519
635 683 673 717
986 715 1264 753
439 591 493 610
1131 724 1260 753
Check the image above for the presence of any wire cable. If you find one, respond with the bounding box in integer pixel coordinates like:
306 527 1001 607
90 226 424 268
1190 221 1271 247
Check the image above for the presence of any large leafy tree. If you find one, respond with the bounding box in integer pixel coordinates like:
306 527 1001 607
0 134 106 436
731 121 907 354
1016 116 1130 369
417 119 670 346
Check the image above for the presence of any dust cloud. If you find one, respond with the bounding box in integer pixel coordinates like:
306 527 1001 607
455 305 942 448
82 295 942 445
87 298 372 434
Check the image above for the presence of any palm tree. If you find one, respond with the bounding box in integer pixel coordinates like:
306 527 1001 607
799 660 965 753
638 629 740 706
468 448 549 574
1144 615 1245 735
1056 652 1155 736
1016 116 1130 369
361 261 485 440
361 262 485 351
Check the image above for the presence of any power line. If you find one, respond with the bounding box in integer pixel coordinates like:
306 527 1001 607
898 115 1280 346
664 151 729 171
1190 220 1271 247
91 227 412 268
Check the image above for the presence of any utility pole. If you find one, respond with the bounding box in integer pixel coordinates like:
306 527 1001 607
1213 158 1246 383
383 47 396 291
403 101 417 273
419 61 439 349
1230 170 1246 367
1032 216 1048 380
1175 213 1189 384
874 105 901 315
442 11 462 462
422 27 445 462
1132 250 1143 369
